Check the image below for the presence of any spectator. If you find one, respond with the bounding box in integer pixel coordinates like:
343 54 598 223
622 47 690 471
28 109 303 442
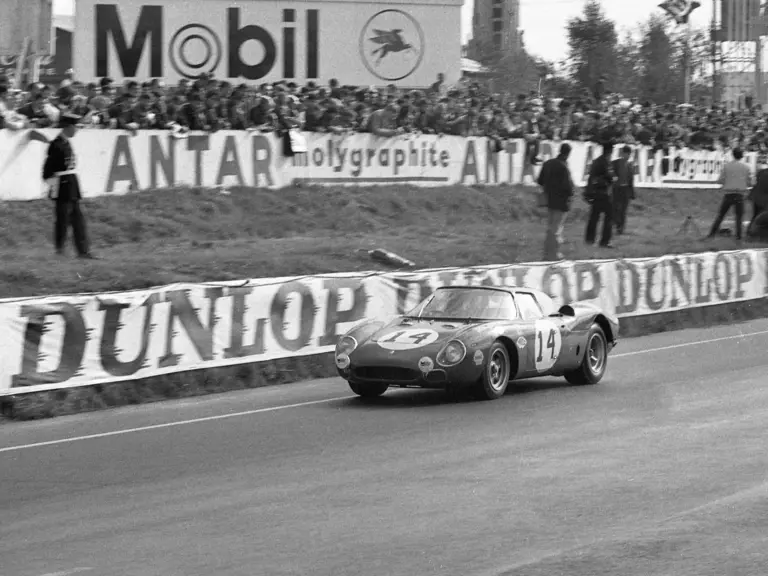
0 84 26 130
707 147 752 241
16 93 55 128
537 142 575 261
368 104 403 137
748 161 768 237
584 142 617 248
611 145 636 235
6 72 768 161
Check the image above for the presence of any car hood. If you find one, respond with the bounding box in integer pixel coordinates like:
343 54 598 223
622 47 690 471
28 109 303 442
352 317 493 363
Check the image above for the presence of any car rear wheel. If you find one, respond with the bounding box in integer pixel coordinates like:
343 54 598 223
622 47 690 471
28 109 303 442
565 324 608 386
476 341 510 400
349 381 389 398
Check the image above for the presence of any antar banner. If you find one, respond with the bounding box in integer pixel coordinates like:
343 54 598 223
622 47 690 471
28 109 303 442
1 249 766 395
0 130 757 200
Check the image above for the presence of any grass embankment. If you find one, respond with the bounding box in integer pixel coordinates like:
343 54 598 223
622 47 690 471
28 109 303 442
1 184 765 421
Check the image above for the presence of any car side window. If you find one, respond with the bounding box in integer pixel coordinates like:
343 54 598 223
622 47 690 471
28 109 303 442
516 293 544 321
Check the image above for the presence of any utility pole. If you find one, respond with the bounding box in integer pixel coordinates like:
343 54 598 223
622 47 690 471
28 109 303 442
756 35 763 106
684 20 692 103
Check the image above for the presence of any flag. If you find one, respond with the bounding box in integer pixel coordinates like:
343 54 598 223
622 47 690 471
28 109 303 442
659 0 701 24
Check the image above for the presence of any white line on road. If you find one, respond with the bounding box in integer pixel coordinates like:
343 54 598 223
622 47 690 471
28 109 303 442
0 397 355 455
37 569 93 576
1 328 767 455
611 329 768 358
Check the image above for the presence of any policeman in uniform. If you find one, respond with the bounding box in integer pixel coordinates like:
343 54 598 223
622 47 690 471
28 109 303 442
42 112 95 258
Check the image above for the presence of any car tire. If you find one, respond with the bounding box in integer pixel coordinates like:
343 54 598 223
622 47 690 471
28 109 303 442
349 381 389 398
476 341 511 400
565 323 608 386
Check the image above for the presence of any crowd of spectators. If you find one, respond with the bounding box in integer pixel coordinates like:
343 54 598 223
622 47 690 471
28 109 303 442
3 71 768 153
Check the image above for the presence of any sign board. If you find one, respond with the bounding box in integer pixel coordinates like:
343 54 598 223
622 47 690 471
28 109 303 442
0 130 755 201
1 249 766 396
73 0 462 87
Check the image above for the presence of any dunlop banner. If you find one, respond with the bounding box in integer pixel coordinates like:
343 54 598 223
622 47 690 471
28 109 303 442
1 249 766 395
0 130 755 201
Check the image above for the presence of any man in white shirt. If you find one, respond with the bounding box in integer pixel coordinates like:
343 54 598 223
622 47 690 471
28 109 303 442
706 148 753 241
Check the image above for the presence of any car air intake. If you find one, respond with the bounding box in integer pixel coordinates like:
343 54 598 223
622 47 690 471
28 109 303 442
353 366 420 382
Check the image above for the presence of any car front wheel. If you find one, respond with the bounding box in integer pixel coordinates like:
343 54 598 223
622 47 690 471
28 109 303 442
476 341 511 400
565 323 608 386
349 381 389 398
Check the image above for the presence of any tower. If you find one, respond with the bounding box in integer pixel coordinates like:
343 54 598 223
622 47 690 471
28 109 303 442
711 0 767 108
0 0 53 55
468 0 522 61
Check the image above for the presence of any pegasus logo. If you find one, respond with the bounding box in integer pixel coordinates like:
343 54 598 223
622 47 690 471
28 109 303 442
359 9 424 82
368 29 416 65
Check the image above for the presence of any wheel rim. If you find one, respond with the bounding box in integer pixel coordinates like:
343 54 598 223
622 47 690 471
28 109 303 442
587 333 606 374
488 349 508 391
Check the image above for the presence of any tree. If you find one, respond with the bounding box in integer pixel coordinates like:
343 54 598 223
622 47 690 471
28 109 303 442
466 36 543 96
566 0 619 97
638 15 681 103
614 31 641 99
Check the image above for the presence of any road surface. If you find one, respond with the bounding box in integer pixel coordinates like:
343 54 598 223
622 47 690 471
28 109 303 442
2 319 768 576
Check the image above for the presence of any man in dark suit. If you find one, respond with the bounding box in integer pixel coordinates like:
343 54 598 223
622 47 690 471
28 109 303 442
42 112 95 258
747 161 768 238
611 145 636 235
537 142 575 260
584 142 617 248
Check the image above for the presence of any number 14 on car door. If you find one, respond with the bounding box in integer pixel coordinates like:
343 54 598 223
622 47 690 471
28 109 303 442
533 319 562 373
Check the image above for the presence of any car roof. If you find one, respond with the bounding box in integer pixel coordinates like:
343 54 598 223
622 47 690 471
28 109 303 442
434 285 552 301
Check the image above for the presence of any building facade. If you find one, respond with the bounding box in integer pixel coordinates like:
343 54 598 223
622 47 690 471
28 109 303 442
0 0 53 56
467 0 521 60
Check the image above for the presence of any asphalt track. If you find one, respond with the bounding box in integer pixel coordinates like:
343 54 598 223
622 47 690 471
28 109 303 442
2 319 768 576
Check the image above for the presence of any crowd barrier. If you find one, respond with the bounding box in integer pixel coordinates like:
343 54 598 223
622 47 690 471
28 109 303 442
1 249 766 395
0 129 756 200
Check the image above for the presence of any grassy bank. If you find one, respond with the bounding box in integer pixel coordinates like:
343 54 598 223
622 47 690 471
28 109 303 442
0 184 755 298
0 183 765 421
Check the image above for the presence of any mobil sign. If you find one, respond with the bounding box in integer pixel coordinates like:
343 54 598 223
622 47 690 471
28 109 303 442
73 0 463 86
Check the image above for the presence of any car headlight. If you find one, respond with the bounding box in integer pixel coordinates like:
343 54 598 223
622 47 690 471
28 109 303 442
336 354 351 370
336 335 358 355
437 340 467 366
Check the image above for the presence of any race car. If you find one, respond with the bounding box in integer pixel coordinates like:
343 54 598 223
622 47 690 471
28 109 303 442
335 285 619 400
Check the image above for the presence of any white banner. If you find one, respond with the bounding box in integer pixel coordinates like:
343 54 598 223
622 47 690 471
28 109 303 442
0 130 756 201
1 249 766 395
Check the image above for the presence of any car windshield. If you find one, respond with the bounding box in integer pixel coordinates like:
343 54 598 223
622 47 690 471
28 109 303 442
411 288 517 321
